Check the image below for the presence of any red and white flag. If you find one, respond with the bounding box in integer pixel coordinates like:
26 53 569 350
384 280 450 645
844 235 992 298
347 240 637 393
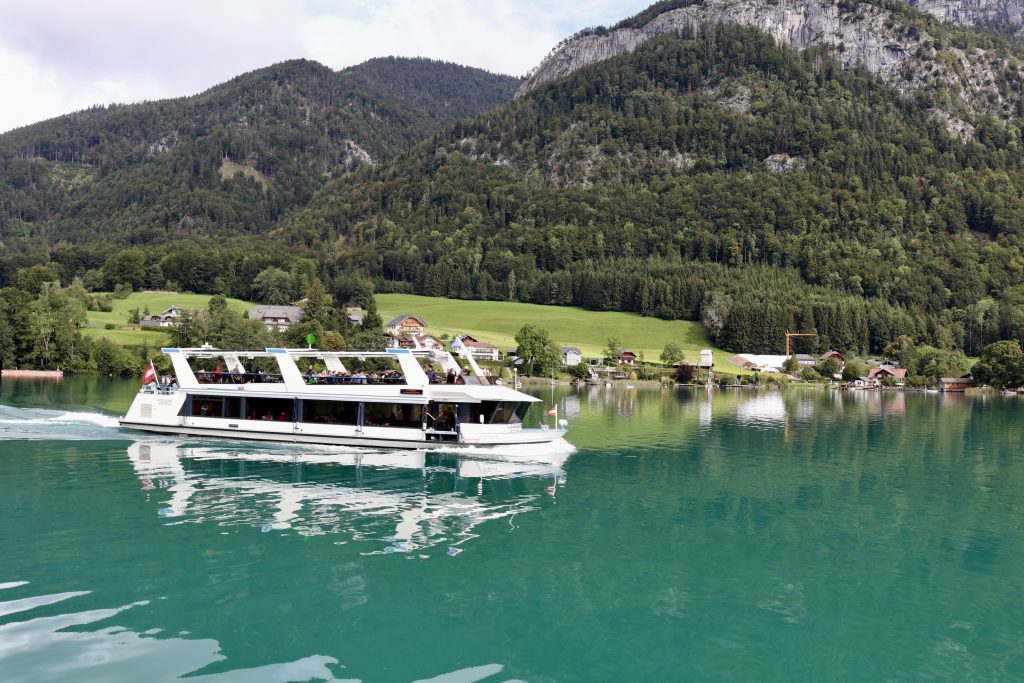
142 361 157 385
545 406 557 416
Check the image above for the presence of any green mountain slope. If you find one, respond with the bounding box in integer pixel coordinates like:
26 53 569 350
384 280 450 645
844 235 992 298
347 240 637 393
0 58 519 248
283 19 1024 356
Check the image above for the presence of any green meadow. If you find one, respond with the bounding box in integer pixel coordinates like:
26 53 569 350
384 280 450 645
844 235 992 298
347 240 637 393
376 294 745 373
84 292 257 346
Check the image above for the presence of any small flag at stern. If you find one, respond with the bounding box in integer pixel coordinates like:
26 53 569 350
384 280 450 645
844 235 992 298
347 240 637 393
142 361 157 385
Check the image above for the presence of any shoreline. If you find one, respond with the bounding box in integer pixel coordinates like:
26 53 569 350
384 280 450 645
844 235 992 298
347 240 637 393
1 369 64 379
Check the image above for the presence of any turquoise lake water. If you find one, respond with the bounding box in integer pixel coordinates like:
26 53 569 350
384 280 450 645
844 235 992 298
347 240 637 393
1 378 1023 681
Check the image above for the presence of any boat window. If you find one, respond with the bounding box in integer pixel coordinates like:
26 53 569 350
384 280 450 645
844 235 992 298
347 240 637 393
190 396 242 418
302 400 359 425
484 401 528 424
363 402 423 429
244 397 295 422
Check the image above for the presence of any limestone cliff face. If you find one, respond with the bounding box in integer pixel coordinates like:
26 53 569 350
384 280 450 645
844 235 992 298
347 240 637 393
910 0 1024 32
517 0 1024 120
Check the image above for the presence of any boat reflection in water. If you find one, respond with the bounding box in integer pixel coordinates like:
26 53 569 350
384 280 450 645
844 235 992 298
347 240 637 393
127 440 572 555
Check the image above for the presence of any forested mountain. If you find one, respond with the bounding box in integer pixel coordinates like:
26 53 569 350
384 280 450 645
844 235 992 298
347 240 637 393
0 57 519 248
281 17 1024 357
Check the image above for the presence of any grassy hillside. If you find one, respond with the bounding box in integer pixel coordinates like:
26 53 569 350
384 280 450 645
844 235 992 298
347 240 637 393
84 292 257 346
376 293 747 374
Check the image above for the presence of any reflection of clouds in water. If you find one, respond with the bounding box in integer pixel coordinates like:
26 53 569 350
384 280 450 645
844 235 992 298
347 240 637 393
733 394 787 427
0 584 341 683
128 441 569 555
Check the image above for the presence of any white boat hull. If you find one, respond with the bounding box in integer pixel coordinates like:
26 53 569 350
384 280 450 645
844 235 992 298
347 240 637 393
119 419 566 449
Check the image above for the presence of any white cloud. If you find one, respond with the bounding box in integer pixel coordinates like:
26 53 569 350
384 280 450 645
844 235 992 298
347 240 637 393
0 0 651 134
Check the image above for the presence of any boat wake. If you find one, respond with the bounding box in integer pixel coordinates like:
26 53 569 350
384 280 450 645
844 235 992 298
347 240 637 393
0 405 124 440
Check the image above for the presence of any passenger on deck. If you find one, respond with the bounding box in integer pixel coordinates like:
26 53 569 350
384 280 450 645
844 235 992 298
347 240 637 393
446 368 457 384
211 366 223 383
426 367 438 383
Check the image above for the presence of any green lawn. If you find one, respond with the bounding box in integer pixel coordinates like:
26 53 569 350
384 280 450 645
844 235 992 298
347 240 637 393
84 292 257 348
86 292 255 328
80 327 170 347
376 294 746 373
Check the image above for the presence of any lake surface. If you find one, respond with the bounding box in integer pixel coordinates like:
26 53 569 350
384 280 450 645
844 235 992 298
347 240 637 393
2 378 1023 681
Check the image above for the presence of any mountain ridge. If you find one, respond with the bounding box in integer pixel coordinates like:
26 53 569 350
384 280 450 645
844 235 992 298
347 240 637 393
518 0 1024 123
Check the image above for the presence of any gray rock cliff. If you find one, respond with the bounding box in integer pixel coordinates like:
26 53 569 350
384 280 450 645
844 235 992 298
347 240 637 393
910 0 1024 32
517 0 1024 121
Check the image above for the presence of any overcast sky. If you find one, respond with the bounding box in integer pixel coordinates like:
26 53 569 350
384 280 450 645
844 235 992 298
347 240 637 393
0 0 652 134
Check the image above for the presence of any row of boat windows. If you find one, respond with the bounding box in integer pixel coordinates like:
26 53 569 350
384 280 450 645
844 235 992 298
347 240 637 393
188 397 529 428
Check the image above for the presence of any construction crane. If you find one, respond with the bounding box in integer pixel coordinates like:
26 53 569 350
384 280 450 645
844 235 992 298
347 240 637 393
785 331 818 356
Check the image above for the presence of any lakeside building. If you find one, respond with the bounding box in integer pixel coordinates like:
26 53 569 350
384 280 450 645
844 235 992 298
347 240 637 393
794 354 816 367
453 335 502 362
248 305 304 332
699 349 714 369
140 305 184 328
869 367 908 384
619 350 637 364
938 376 976 392
562 347 583 366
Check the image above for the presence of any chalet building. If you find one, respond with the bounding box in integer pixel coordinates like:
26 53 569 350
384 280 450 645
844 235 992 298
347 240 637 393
820 350 846 368
455 335 502 362
386 314 427 337
699 349 714 368
248 305 303 332
140 305 183 328
938 376 975 392
389 333 445 351
562 347 583 366
619 349 637 364
869 367 908 383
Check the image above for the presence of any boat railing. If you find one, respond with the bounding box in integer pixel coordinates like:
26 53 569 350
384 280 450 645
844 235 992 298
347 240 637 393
301 373 407 386
195 371 284 385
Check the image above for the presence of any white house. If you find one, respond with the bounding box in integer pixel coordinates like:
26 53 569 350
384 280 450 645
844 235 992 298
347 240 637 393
248 305 304 332
454 335 502 362
562 346 583 366
699 349 714 368
140 305 184 328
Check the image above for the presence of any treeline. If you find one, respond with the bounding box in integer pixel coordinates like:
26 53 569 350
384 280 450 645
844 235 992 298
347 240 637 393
0 263 386 372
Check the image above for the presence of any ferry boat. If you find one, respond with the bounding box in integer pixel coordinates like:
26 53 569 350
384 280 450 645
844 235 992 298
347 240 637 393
120 346 568 449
